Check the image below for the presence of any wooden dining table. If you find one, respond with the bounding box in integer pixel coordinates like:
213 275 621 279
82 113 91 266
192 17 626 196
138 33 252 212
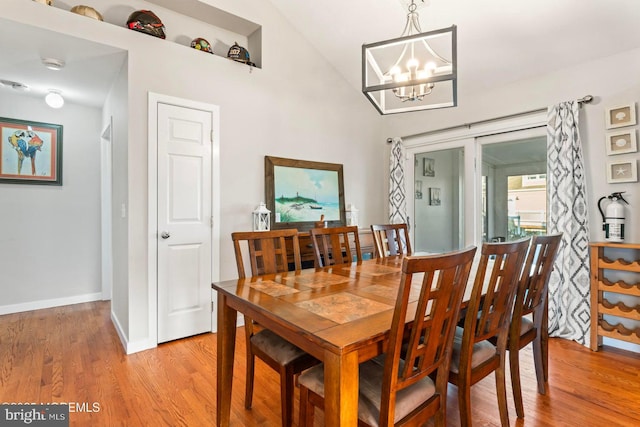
212 254 481 427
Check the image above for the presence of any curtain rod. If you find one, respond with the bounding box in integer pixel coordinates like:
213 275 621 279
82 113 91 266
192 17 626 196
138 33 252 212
387 95 594 143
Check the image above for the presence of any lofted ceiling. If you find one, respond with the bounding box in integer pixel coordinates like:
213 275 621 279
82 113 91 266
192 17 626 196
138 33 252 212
2 0 640 112
268 0 640 99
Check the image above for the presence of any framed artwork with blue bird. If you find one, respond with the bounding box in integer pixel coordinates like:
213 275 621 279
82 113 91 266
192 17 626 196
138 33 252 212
0 117 62 185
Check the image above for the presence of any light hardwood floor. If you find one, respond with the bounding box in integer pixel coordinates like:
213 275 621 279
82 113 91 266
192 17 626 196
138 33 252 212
1 301 639 426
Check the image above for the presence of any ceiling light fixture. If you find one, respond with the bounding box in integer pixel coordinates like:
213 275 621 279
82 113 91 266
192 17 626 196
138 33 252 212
42 57 66 71
45 90 64 108
362 0 457 114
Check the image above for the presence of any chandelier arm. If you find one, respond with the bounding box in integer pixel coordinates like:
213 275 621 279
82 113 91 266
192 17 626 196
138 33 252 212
399 14 414 37
420 39 451 64
409 10 451 65
411 11 451 64
386 43 410 75
410 13 422 33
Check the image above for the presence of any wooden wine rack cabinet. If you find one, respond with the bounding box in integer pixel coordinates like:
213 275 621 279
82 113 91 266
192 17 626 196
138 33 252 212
589 242 640 351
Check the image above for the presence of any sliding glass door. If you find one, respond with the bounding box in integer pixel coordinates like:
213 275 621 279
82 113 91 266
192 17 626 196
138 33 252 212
403 121 547 253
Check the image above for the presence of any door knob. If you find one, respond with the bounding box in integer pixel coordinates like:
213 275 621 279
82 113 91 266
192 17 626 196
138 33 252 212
161 231 170 239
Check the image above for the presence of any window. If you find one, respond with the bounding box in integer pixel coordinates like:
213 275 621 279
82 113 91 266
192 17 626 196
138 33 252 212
482 137 547 242
522 174 546 187
507 174 547 238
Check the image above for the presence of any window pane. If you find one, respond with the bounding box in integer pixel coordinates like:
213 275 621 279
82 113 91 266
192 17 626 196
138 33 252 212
508 174 547 238
482 136 547 242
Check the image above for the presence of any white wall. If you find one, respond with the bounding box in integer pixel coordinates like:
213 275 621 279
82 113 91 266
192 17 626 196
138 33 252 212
102 57 130 340
0 92 102 313
1 0 385 350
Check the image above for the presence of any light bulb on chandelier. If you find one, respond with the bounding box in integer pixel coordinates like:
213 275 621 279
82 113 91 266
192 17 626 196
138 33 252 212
390 59 437 101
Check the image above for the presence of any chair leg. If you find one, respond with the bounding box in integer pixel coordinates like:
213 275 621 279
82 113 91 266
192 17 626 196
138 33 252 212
495 364 510 427
245 351 255 409
542 325 549 383
542 301 550 384
434 397 446 427
533 333 548 394
509 348 525 418
457 378 473 427
298 385 314 427
279 368 295 427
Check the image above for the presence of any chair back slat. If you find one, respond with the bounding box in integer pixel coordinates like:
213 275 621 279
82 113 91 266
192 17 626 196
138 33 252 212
309 226 361 267
370 223 412 258
467 239 530 343
232 229 301 278
518 234 562 317
379 246 477 423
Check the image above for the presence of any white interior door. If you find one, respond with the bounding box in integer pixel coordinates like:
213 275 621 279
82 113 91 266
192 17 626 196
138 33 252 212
157 102 213 343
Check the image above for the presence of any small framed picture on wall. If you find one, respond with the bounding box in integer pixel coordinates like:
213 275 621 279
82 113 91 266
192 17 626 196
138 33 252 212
606 159 638 183
429 187 441 206
605 130 637 155
423 158 435 177
605 103 637 129
415 180 423 199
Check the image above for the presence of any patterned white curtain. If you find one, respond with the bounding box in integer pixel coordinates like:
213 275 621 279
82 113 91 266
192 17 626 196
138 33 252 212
389 137 407 224
546 101 591 346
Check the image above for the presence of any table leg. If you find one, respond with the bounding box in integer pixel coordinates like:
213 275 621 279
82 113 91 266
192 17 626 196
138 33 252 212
323 350 359 426
216 294 237 427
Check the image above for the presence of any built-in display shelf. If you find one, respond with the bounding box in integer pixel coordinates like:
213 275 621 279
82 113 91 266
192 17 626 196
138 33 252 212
35 0 262 69
145 0 262 68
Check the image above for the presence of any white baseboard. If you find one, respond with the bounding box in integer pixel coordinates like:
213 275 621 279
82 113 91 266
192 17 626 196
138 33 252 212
110 310 129 353
110 310 157 355
0 292 103 316
125 338 157 354
603 337 640 353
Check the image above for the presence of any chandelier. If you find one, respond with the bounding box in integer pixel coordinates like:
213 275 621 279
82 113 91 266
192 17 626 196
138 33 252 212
362 0 457 114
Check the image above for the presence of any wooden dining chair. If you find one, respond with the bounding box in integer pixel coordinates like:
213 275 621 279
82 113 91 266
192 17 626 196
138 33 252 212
298 246 478 427
309 225 362 267
448 238 530 427
370 223 412 258
231 229 319 427
508 233 562 418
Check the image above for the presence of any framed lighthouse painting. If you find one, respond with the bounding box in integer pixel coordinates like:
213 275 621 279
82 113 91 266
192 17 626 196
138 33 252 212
265 156 346 231
0 117 63 185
